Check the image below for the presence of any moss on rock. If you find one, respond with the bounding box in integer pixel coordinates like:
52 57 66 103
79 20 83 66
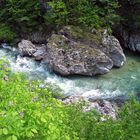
59 25 102 45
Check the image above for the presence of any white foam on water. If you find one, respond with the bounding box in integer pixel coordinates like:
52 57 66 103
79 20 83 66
82 89 124 100
82 89 101 98
1 43 13 50
44 76 83 95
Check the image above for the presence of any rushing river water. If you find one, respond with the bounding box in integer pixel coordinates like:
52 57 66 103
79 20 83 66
0 43 140 100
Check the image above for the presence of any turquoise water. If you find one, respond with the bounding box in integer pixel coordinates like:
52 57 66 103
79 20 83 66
0 44 140 100
68 52 140 99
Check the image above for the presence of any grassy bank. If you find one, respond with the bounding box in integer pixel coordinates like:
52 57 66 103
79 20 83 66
0 60 140 140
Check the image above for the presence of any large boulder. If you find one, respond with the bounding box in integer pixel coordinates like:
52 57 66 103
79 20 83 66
18 40 36 56
33 44 47 60
59 26 126 67
43 26 125 76
45 34 113 76
18 40 47 60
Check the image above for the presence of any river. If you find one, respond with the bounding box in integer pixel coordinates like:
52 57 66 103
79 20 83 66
0 43 140 100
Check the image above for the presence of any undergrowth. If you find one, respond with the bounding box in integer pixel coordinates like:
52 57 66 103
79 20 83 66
0 59 140 140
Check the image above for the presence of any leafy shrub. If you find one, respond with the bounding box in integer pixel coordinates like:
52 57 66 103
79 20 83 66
0 59 140 140
44 0 68 26
0 24 16 42
44 0 120 29
63 0 120 29
0 60 79 140
0 0 42 33
0 0 120 41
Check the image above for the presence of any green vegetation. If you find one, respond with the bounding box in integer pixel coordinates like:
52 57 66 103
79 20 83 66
0 25 16 42
0 0 42 30
0 0 119 28
0 60 140 140
119 0 140 30
0 0 120 42
1 0 140 42
45 0 120 28
1 1 140 139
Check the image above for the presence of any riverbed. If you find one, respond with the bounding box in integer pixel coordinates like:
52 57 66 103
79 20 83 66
0 44 140 100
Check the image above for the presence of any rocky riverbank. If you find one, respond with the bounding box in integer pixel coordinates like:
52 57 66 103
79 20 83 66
0 25 135 118
17 26 126 76
113 24 140 53
61 95 120 120
0 26 140 119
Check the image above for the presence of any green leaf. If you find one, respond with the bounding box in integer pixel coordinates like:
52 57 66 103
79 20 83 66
7 136 11 140
19 16 30 22
3 128 8 135
27 132 34 138
11 135 17 140
41 117 47 123
31 129 38 134
0 128 3 135
7 135 17 140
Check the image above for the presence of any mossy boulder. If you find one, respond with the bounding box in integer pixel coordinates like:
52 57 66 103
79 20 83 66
59 26 126 67
45 33 113 76
42 26 125 76
59 25 102 45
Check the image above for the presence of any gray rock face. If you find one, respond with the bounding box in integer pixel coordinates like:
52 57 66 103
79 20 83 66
84 100 117 120
101 30 126 67
18 40 47 60
113 25 140 53
43 26 125 76
33 45 47 60
129 34 140 52
18 40 36 56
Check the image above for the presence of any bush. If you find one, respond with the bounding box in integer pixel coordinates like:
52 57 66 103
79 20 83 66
1 60 140 140
0 24 16 42
44 0 68 26
44 0 120 29
64 0 120 29
0 0 120 41
0 60 79 140
0 0 42 33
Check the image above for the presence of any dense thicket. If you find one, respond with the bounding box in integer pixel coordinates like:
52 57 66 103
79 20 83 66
0 0 119 27
0 0 119 41
118 0 140 31
1 0 140 42
0 60 140 140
